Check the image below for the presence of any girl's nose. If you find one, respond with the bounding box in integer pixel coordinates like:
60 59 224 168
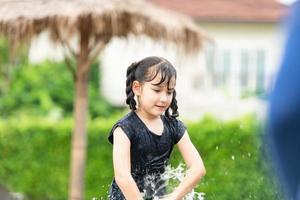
160 93 168 102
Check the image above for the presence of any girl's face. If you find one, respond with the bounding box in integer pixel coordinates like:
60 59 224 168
133 72 176 118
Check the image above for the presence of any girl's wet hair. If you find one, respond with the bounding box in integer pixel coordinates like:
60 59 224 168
126 56 179 118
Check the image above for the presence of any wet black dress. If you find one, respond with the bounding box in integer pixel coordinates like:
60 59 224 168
108 111 186 200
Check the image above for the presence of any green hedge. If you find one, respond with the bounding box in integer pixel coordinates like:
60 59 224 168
0 115 283 200
171 116 284 200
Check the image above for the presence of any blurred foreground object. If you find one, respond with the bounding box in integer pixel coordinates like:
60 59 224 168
268 1 300 199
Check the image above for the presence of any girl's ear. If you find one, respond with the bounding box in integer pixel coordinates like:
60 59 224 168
132 80 142 96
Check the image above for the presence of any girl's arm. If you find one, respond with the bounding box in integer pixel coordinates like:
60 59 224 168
113 127 143 200
160 131 206 200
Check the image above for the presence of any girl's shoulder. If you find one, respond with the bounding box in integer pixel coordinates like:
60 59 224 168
162 115 187 144
162 115 186 128
117 111 136 124
111 111 138 133
108 111 136 144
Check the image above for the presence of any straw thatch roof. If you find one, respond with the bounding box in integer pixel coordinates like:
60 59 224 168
150 0 287 22
0 0 207 52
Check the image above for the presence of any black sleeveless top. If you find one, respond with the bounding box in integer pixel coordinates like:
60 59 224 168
108 111 186 200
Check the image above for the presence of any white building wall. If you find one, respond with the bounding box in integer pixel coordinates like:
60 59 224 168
198 21 284 95
28 21 285 121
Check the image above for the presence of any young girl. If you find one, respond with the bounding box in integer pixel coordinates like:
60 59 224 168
108 56 205 200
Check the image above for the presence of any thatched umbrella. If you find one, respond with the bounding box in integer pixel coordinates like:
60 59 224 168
0 0 208 199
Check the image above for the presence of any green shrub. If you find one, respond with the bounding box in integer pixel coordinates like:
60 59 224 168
0 115 283 200
0 37 29 96
0 117 71 199
170 115 284 199
0 60 120 119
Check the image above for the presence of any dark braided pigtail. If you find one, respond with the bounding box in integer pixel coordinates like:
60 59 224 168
165 90 179 118
126 62 139 110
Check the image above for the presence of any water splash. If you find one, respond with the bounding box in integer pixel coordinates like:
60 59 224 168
94 164 205 200
145 163 205 200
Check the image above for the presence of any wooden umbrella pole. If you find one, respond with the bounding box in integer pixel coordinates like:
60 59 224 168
69 26 91 200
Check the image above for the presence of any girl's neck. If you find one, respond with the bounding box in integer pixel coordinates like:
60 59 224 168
135 108 160 122
134 109 164 136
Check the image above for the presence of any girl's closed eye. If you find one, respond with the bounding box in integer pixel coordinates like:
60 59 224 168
152 89 173 95
153 89 161 93
167 89 175 95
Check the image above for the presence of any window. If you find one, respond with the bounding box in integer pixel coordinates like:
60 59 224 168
204 47 266 97
256 50 265 94
240 50 249 90
205 49 231 88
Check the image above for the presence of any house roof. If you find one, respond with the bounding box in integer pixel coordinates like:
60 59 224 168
149 0 288 22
